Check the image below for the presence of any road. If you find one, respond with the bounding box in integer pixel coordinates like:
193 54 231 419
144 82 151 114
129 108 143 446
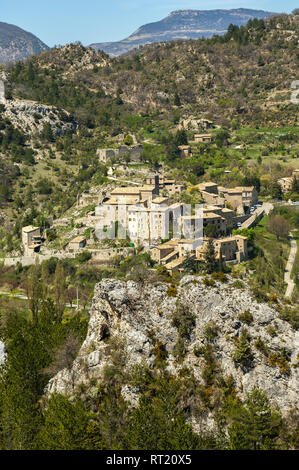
0 291 79 309
284 233 298 298
241 202 273 229
107 177 141 186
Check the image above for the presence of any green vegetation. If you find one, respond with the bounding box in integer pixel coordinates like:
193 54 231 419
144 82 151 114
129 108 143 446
0 12 298 450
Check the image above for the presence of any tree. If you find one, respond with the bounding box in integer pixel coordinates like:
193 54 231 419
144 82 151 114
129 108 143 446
53 261 66 319
292 8 299 15
124 134 134 146
0 302 65 449
204 239 217 274
174 92 181 106
215 129 230 148
174 129 188 146
291 177 299 193
227 388 282 450
126 383 199 450
267 215 291 240
182 253 196 274
270 182 283 200
232 331 254 368
37 394 89 450
205 224 217 238
26 258 41 324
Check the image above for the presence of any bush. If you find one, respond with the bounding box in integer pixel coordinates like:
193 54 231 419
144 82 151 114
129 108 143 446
232 331 254 367
166 286 177 297
76 251 92 264
238 310 253 325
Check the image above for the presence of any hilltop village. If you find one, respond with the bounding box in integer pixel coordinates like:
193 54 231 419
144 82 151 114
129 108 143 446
16 144 264 275
5 118 298 276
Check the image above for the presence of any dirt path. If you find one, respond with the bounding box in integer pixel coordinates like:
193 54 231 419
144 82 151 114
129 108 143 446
284 233 297 298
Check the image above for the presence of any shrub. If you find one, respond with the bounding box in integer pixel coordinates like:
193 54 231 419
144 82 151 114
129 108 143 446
232 331 254 367
152 341 168 367
171 303 196 340
203 277 216 287
203 322 218 342
211 272 228 283
267 349 291 374
238 310 254 325
254 336 269 356
166 286 177 297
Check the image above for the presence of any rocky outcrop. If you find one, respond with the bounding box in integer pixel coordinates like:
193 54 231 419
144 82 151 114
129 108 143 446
0 341 6 365
1 98 77 136
47 277 298 417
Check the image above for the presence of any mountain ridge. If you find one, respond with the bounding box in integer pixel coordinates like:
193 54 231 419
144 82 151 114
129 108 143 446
90 8 278 57
0 21 49 64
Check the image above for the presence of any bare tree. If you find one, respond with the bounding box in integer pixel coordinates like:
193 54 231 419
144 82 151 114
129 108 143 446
267 215 291 240
44 334 80 376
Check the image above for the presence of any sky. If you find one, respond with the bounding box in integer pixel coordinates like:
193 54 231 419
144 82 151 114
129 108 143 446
0 1 296 47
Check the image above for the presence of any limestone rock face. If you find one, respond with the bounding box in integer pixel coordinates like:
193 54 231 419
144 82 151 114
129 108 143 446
2 98 77 136
46 277 298 416
0 341 6 365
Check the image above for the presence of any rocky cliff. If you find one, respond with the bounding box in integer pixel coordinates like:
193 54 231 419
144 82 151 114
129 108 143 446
0 21 49 64
1 96 77 136
90 8 276 57
47 276 298 427
0 341 6 365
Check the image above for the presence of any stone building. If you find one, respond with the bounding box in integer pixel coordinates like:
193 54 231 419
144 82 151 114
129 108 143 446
278 169 299 193
178 145 192 158
97 145 143 164
22 226 42 256
97 149 117 163
146 174 186 196
196 235 248 263
68 236 87 251
194 134 212 143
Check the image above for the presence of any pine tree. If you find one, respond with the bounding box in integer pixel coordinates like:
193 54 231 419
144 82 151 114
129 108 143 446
27 257 42 324
204 239 217 274
174 92 181 106
228 388 282 450
37 394 89 450
53 261 66 320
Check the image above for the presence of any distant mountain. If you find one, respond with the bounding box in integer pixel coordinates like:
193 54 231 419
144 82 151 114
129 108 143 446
0 21 49 64
90 8 277 57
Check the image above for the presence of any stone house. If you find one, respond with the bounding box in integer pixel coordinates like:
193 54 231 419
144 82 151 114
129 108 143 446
178 145 192 158
128 201 181 243
68 236 87 251
278 169 299 192
151 238 202 265
197 182 219 194
194 134 212 143
196 235 248 263
97 145 143 164
225 186 258 213
95 184 160 234
146 174 186 196
22 226 42 256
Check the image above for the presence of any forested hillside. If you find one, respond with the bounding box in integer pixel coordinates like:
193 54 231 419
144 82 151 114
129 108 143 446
6 14 299 129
